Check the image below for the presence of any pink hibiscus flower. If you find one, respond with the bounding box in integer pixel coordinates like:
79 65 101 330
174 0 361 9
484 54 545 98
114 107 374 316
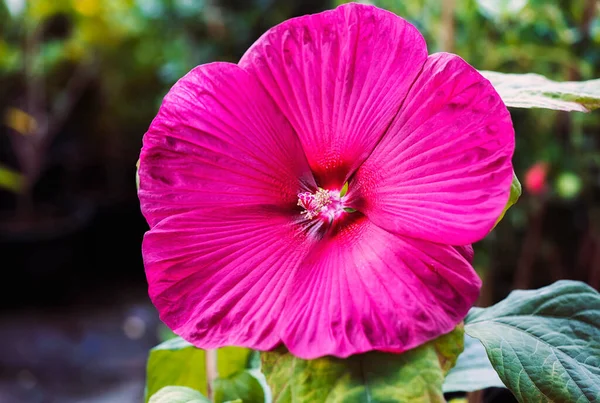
139 3 514 359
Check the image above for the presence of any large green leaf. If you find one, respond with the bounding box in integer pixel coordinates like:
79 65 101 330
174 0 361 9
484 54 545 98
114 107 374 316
465 280 600 403
214 370 266 403
261 326 464 403
148 386 210 403
443 334 505 393
481 71 600 112
145 337 253 402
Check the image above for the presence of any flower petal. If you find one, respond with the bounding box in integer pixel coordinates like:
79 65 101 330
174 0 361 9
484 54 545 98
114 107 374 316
281 217 481 359
351 53 515 245
239 3 427 188
454 244 474 263
143 208 311 350
139 62 315 227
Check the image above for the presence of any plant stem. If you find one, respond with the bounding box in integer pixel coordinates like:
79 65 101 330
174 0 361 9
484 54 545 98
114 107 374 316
205 349 218 400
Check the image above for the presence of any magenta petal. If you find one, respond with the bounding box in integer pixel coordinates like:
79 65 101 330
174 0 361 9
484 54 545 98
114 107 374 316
139 62 315 227
143 208 311 350
281 217 481 359
239 3 427 187
352 53 515 245
454 244 474 263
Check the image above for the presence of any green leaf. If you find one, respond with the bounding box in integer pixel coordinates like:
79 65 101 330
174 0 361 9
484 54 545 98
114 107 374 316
261 326 464 402
247 350 261 370
145 337 253 402
481 71 600 112
219 347 256 379
465 280 600 403
494 171 521 227
146 338 206 401
214 370 266 403
339 182 349 197
443 334 505 393
148 386 210 403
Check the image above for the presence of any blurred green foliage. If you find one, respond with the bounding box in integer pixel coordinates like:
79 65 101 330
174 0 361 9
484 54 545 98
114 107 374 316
0 0 310 153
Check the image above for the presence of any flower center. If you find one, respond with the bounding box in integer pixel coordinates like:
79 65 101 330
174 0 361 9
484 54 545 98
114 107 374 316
297 186 350 222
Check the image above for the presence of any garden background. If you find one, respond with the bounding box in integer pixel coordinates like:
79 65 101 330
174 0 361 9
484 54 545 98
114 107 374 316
0 0 598 401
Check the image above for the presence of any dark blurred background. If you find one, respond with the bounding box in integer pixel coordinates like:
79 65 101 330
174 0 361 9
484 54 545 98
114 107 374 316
0 0 598 402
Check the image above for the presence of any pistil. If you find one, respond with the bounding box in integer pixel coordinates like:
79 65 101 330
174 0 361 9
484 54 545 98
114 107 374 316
297 186 350 222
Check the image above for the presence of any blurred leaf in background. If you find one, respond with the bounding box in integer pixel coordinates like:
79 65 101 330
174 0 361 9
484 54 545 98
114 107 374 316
0 163 23 192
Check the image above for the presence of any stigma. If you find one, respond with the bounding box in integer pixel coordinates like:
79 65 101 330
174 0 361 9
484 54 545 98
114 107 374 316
297 186 351 222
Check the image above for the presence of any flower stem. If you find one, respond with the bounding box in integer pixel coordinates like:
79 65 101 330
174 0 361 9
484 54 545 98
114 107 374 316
205 349 218 400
